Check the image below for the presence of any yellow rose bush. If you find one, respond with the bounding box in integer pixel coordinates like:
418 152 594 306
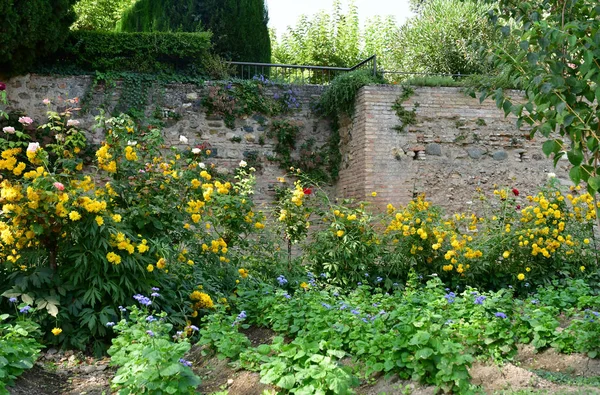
0 109 268 348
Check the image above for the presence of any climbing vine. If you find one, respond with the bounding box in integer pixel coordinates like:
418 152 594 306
392 85 419 132
202 77 300 129
392 86 419 133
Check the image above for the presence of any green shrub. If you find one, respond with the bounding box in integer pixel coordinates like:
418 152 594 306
118 0 271 63
54 31 212 74
318 70 384 117
0 0 77 75
398 0 497 75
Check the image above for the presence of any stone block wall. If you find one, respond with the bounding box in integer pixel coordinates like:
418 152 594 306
336 85 570 212
4 74 330 209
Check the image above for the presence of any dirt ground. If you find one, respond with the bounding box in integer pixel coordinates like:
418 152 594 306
8 332 600 395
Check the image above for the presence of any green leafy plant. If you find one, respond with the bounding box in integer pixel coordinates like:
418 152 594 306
197 307 251 359
244 337 358 395
0 308 43 393
107 294 201 394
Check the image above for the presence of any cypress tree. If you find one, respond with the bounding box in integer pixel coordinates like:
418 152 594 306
118 0 271 62
0 0 77 74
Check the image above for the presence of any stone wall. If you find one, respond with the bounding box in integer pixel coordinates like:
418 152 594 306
4 74 330 208
4 76 571 213
336 85 570 212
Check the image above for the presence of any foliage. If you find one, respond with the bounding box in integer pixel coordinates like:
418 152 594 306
307 201 383 287
53 31 212 74
392 86 418 132
202 78 299 128
197 306 250 359
317 70 384 118
72 0 135 31
271 0 402 72
484 0 600 205
0 311 42 393
0 102 268 352
0 0 77 75
118 0 271 63
398 0 497 75
107 298 201 394
243 337 358 394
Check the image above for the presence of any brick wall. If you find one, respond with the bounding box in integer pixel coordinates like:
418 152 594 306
336 85 570 212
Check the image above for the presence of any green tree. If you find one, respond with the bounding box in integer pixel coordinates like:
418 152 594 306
117 0 271 62
271 1 364 67
0 0 77 74
398 0 496 75
72 0 136 31
484 0 600 216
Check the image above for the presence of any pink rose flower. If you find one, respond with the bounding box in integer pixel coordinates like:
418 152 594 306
67 119 80 127
43 99 51 105
2 126 15 134
18 116 33 125
53 182 65 191
27 142 40 152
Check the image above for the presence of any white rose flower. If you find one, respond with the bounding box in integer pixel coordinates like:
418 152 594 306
179 135 189 144
547 172 556 179
192 148 201 154
127 141 137 146
67 119 80 127
27 142 40 152
239 160 247 168
199 162 206 169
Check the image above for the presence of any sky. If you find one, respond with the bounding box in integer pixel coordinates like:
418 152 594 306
266 0 413 35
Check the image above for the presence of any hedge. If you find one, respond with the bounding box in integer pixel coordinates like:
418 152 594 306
52 31 212 74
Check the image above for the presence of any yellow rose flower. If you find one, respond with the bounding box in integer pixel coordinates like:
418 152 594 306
517 273 525 281
336 230 344 237
51 328 62 336
147 264 154 272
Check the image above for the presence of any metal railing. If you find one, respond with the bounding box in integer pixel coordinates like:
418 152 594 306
228 55 378 84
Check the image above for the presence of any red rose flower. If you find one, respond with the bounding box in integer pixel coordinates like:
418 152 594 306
516 205 521 210
512 188 519 196
0 82 5 91
303 188 312 195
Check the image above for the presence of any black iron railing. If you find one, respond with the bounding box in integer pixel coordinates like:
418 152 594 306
228 55 378 84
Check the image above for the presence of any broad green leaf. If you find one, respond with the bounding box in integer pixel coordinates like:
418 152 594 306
588 176 600 191
542 140 558 157
569 166 581 185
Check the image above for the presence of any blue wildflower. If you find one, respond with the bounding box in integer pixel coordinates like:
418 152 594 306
146 315 156 322
8 297 17 303
277 275 288 286
351 309 360 315
19 305 31 314
321 303 331 309
376 277 383 283
151 287 160 291
179 358 192 367
494 312 508 319
444 292 456 304
151 292 160 297
474 295 486 305
146 330 155 337
190 325 199 331
237 311 247 320
106 322 115 327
